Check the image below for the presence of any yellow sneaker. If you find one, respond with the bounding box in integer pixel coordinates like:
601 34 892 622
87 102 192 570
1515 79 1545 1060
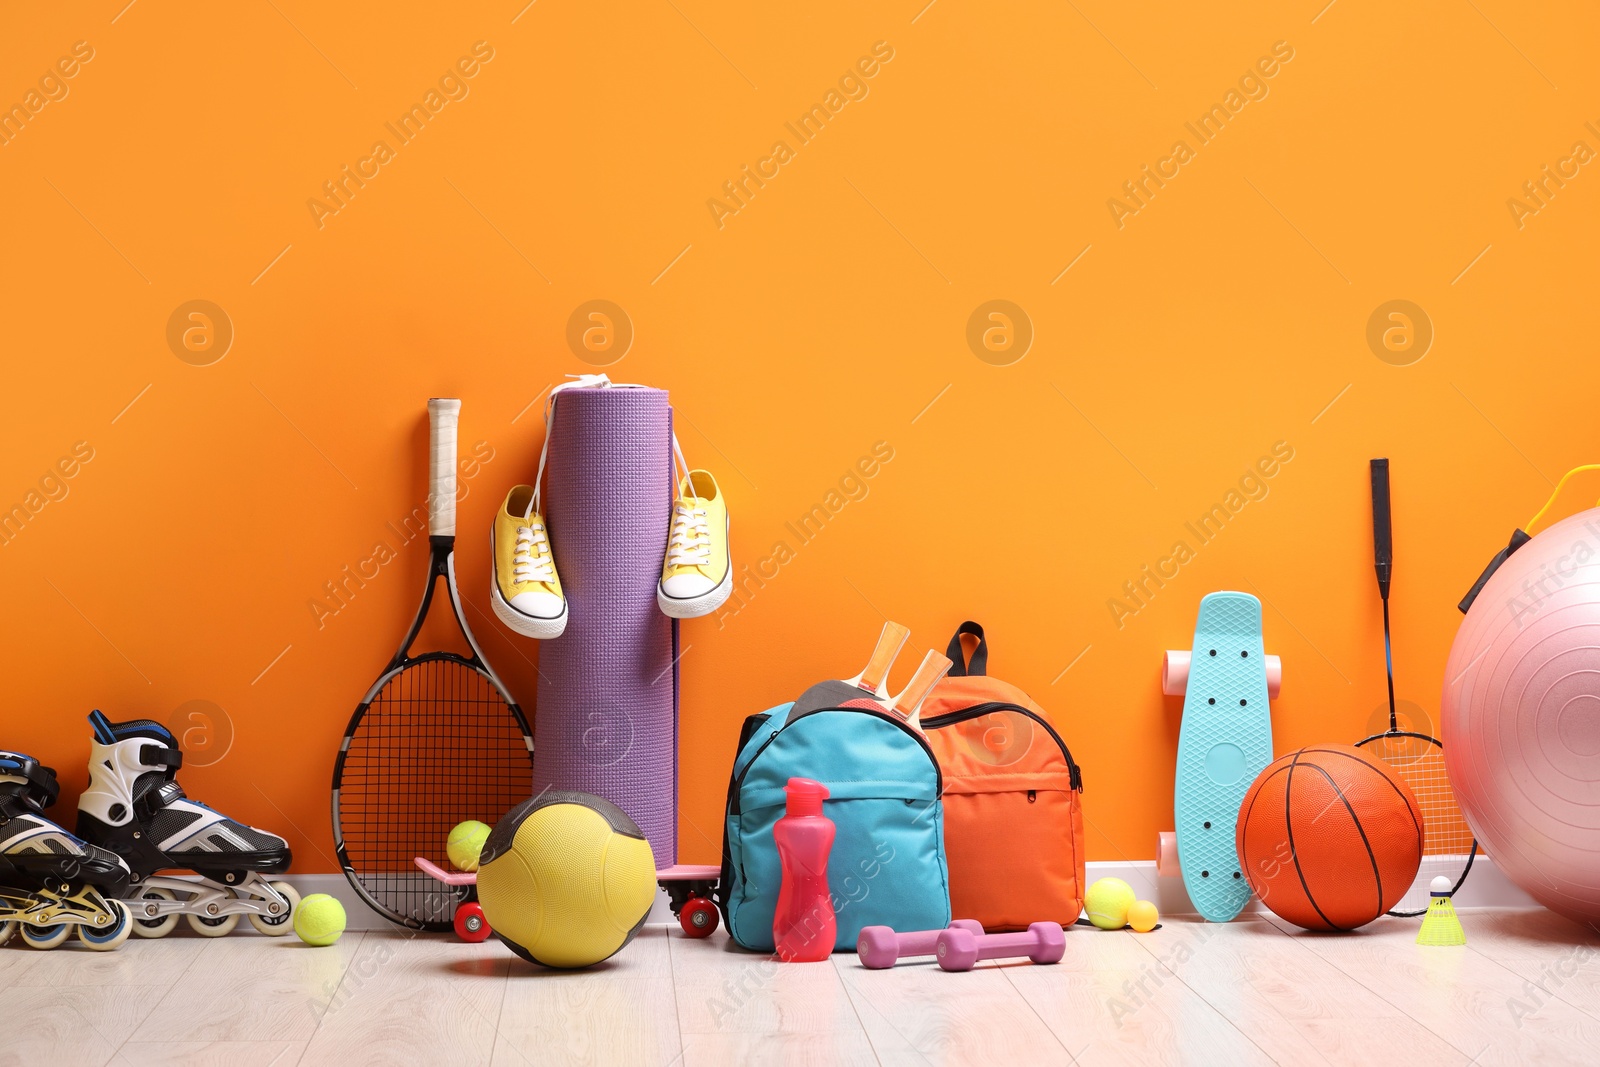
490 485 568 638
658 468 731 618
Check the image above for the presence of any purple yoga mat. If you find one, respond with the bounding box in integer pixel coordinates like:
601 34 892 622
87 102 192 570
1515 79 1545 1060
536 385 678 866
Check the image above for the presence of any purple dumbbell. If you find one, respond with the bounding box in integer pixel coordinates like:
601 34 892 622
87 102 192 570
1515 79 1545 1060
857 920 986 969
934 922 1066 972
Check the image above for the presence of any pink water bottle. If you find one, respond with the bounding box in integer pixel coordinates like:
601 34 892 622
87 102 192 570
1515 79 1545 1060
773 777 836 962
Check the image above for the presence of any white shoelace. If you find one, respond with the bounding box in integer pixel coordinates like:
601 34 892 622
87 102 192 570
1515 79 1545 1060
513 521 556 584
666 500 712 568
526 375 709 573
665 434 712 569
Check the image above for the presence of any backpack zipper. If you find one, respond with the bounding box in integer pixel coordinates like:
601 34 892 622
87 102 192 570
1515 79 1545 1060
728 705 944 817
920 701 1083 791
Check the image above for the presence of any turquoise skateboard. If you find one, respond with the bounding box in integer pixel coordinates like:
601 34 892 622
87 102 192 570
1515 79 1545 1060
1157 592 1279 922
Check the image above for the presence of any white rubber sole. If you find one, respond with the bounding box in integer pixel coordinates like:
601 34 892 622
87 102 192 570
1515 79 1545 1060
657 514 733 619
489 529 569 639
657 565 732 618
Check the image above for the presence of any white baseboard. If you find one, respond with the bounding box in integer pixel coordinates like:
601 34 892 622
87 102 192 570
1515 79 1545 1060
282 874 395 932
1082 854 1536 917
294 855 1538 934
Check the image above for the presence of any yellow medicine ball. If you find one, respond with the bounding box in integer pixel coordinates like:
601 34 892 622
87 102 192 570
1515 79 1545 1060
475 792 658 969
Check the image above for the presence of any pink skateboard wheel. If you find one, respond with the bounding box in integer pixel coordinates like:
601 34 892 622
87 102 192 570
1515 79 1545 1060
1156 831 1180 877
1162 650 1190 696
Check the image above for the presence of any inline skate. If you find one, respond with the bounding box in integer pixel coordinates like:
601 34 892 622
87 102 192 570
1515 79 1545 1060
76 711 300 937
0 750 133 950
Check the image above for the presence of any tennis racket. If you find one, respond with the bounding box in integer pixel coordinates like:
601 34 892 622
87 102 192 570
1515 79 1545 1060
332 399 534 930
1354 458 1477 916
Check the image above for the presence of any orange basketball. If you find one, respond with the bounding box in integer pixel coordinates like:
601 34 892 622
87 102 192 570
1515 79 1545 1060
1237 745 1423 931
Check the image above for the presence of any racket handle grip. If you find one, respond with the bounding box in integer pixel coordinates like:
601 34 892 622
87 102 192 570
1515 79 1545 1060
860 621 911 696
428 399 461 537
893 650 952 729
1371 457 1393 599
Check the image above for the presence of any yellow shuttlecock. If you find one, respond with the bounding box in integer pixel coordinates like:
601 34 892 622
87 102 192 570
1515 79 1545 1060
1417 876 1466 947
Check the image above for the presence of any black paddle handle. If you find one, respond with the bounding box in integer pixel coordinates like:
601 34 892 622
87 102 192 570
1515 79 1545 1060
1371 458 1393 601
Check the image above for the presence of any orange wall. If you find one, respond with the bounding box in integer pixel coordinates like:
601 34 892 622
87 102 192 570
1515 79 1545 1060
3 2 1598 873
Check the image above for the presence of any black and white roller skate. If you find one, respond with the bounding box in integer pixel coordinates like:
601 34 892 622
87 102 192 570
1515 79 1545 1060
0 751 133 950
76 711 300 938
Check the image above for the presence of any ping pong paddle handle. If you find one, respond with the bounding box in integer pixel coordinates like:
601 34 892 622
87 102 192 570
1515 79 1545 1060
858 621 910 696
891 650 953 728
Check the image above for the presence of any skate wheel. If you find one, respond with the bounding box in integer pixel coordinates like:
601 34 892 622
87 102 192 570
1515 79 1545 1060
80 900 132 951
1157 832 1180 878
1266 654 1282 699
249 881 301 936
0 920 13 947
454 902 491 943
21 922 71 950
678 896 719 938
132 886 180 938
188 911 240 938
1162 651 1189 696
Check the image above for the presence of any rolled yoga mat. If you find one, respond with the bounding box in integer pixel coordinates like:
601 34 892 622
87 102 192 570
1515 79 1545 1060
536 385 678 867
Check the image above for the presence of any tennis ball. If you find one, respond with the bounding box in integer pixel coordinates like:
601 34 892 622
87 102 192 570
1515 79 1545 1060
1085 877 1137 930
1128 899 1160 933
448 820 492 872
294 893 347 946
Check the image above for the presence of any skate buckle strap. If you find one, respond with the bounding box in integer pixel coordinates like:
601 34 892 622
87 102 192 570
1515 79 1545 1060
140 743 182 771
0 753 61 810
133 779 187 821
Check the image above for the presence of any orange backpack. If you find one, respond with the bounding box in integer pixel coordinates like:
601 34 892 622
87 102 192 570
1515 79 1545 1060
920 622 1086 931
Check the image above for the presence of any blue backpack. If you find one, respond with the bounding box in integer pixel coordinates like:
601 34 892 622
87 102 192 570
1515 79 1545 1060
718 701 951 951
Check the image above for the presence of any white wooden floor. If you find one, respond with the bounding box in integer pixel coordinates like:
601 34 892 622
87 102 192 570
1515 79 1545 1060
4 908 1599 1066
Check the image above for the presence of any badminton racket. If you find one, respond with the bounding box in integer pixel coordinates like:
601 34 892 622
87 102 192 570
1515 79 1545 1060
1354 457 1477 916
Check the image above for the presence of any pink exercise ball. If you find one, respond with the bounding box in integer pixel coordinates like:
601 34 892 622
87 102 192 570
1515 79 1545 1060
1443 508 1600 923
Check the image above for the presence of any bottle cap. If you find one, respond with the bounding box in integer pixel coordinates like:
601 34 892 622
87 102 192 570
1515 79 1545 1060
785 777 829 817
